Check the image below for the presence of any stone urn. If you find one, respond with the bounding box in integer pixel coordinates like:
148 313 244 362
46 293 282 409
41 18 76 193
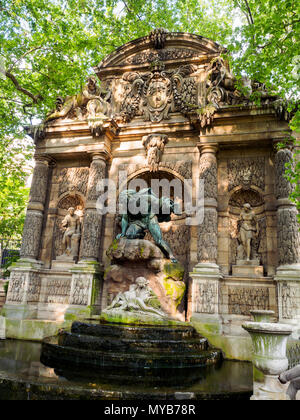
242 322 292 375
243 322 293 400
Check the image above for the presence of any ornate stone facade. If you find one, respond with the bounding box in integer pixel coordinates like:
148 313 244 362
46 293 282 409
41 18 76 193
4 30 298 348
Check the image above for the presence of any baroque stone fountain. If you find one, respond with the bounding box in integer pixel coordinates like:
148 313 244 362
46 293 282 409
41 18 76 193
41 189 223 388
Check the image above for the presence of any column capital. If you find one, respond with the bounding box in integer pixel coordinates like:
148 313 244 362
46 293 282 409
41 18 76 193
197 143 219 155
34 153 55 165
89 150 111 163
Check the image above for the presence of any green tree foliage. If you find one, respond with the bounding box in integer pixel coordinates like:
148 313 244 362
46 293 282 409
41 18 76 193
0 137 32 248
229 0 300 213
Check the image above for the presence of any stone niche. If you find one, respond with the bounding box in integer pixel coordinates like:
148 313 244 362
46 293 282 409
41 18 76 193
2 29 299 350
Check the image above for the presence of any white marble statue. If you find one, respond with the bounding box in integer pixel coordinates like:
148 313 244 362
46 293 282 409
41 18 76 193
105 277 166 318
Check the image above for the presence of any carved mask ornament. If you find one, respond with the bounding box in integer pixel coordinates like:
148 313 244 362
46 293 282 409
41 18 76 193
142 66 173 122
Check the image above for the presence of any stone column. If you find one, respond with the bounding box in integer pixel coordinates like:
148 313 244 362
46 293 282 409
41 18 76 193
20 155 51 261
4 155 51 320
274 147 300 335
67 151 109 319
80 152 107 262
190 144 223 333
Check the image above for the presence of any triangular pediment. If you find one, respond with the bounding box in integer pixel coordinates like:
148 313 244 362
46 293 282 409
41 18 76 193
95 32 223 71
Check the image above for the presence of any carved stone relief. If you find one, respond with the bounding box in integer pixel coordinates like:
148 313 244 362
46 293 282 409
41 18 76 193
228 287 270 315
29 161 49 204
196 57 281 128
41 278 71 304
70 274 91 306
6 272 26 303
56 167 89 197
229 189 264 208
142 134 169 172
227 157 265 191
194 281 218 314
86 159 106 202
27 273 41 303
199 154 217 200
281 283 298 319
275 148 294 199
45 76 111 126
20 211 44 259
197 209 218 263
126 49 200 65
277 208 300 266
80 210 103 260
120 63 197 122
149 28 168 49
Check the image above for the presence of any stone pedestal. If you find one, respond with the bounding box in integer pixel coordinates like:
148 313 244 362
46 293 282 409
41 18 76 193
0 316 6 339
190 263 223 334
232 260 264 278
3 259 43 320
242 321 293 400
65 261 103 320
51 257 75 271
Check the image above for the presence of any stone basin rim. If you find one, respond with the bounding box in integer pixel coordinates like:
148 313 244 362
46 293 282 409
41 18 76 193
242 322 293 334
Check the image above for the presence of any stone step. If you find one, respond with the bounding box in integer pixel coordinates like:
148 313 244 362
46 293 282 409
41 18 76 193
71 321 197 341
59 331 209 353
42 338 221 369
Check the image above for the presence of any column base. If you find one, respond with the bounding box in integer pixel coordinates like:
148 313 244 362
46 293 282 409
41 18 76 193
11 258 44 270
274 263 300 280
251 375 289 400
233 260 264 278
191 262 222 277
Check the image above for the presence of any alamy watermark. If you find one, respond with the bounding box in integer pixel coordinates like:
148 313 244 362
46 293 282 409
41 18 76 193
95 171 205 226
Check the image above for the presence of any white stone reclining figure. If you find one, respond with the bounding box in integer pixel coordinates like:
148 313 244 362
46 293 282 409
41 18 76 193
279 365 300 400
